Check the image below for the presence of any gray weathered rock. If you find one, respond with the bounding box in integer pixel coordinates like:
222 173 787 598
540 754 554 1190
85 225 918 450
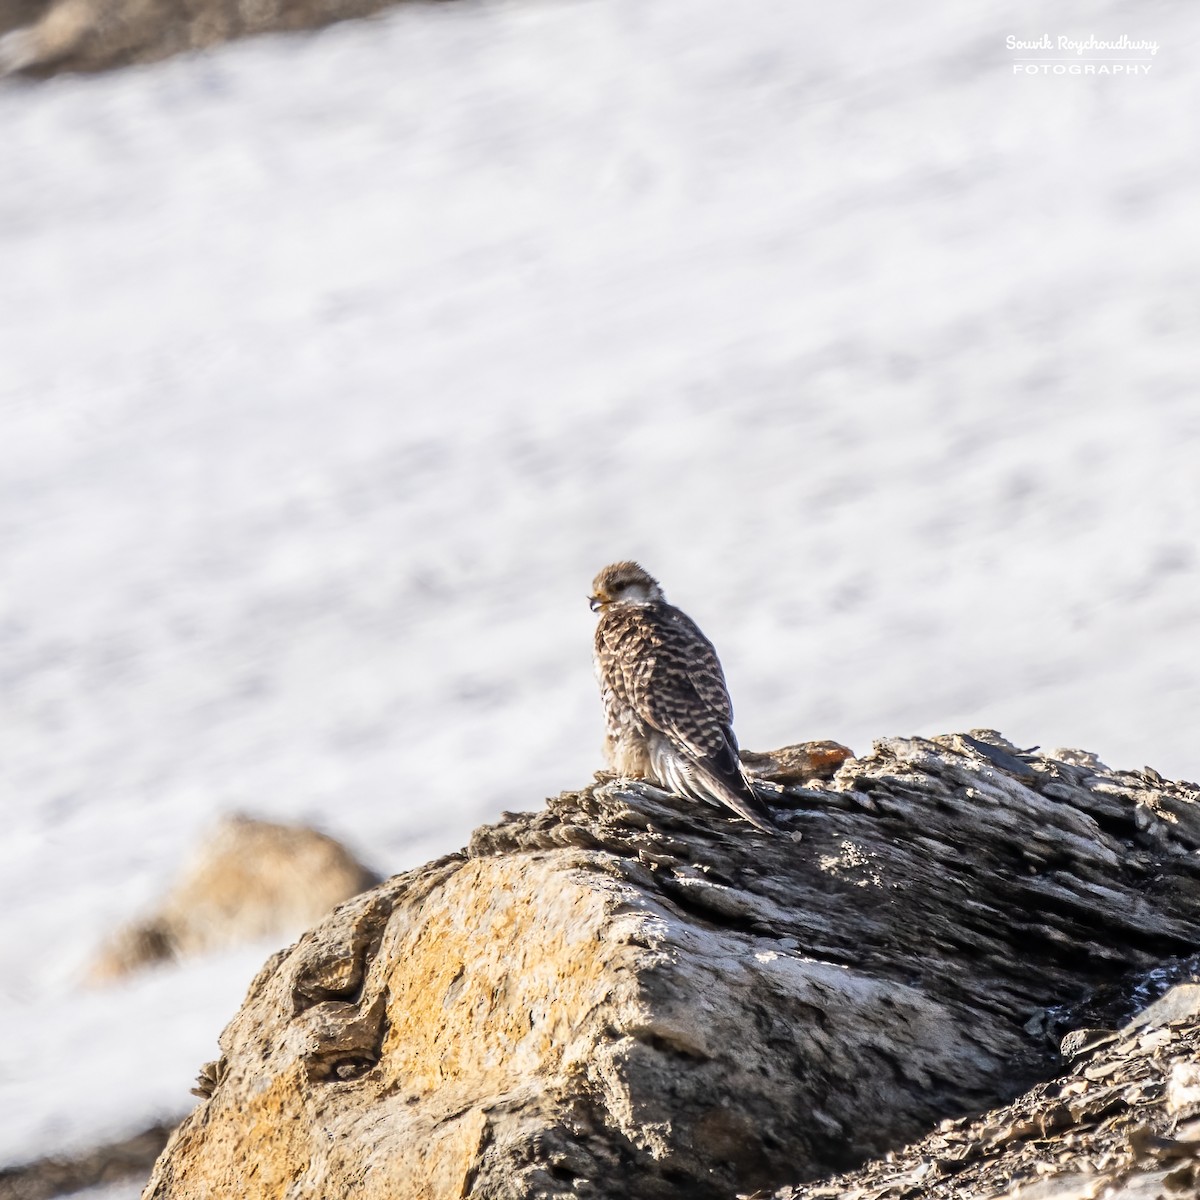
0 0 403 77
775 978 1200 1200
143 732 1200 1199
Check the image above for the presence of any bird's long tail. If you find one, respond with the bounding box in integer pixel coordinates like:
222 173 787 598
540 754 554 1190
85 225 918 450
649 733 783 835
694 764 782 835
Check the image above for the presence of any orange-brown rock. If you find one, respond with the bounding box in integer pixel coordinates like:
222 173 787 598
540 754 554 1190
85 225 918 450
739 739 851 784
143 733 1200 1199
88 814 378 984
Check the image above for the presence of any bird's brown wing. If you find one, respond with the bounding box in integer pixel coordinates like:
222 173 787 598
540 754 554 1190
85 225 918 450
616 604 738 765
596 603 779 834
636 607 781 832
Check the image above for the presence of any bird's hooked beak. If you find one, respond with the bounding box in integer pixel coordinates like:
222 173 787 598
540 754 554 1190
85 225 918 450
589 595 604 613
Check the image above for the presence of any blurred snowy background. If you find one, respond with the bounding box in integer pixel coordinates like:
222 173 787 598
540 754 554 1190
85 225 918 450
2 0 1198 1179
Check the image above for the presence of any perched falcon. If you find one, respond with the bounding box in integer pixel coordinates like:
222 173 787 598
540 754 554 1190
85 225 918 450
589 561 779 834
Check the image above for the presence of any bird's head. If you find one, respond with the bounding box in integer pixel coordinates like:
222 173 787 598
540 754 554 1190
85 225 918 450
589 561 664 612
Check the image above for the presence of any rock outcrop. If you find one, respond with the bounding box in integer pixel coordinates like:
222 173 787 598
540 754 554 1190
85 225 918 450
88 814 379 983
144 732 1200 1199
0 0 401 77
776 976 1200 1200
0 1122 173 1200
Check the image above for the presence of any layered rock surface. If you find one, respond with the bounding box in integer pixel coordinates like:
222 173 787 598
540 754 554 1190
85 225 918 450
144 732 1200 1199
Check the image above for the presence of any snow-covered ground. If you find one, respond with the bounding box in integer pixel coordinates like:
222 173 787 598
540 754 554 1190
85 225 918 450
2 0 1198 1170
